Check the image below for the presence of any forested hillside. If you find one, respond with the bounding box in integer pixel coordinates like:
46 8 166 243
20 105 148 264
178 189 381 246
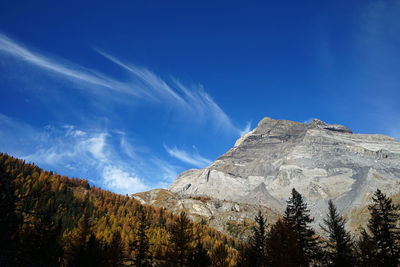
1 152 399 266
0 153 238 266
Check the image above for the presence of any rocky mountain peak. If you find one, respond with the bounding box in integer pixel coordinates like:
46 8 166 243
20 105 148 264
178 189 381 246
235 117 352 148
307 118 328 127
167 117 400 230
307 118 353 133
136 117 400 237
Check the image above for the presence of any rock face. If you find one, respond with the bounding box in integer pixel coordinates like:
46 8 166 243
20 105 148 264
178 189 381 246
167 118 400 230
133 189 280 237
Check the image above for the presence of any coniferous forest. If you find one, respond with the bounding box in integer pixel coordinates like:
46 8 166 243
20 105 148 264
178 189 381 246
1 152 399 266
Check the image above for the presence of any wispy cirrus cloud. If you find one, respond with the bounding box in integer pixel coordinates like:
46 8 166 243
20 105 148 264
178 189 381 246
94 49 185 104
96 49 241 135
239 121 252 136
0 33 136 97
0 33 248 191
0 33 243 136
164 144 211 168
0 114 174 194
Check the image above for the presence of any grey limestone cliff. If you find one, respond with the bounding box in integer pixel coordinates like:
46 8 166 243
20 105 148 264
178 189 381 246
168 117 400 228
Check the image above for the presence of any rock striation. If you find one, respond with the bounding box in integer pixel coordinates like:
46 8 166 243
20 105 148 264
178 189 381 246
168 118 400 229
134 117 400 237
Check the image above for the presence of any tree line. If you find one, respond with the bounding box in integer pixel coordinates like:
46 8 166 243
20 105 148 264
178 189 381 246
0 152 399 266
238 188 399 267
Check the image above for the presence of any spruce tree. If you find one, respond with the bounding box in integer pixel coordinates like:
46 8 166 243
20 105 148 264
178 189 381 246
248 210 268 266
356 228 377 266
367 189 399 266
283 188 320 266
321 200 355 266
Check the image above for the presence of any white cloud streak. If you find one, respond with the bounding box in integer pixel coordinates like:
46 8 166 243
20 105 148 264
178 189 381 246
164 144 211 168
0 114 158 194
0 33 137 97
0 33 242 136
96 50 240 135
94 49 185 103
239 121 252 136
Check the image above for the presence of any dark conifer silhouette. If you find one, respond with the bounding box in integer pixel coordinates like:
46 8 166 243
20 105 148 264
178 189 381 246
266 219 301 267
356 228 377 266
367 189 399 266
320 200 355 266
248 210 268 266
283 188 320 265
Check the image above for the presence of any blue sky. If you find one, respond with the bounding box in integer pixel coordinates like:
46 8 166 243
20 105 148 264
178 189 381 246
0 0 399 194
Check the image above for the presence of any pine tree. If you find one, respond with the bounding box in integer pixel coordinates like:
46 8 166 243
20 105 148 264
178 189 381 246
367 189 399 266
167 211 194 267
248 210 268 266
283 188 320 266
320 200 355 266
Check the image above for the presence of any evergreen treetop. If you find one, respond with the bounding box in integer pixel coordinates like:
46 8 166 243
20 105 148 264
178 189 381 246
367 189 400 266
321 200 355 267
283 188 320 265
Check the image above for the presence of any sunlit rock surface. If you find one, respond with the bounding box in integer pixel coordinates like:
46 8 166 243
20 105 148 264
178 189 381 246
135 118 400 236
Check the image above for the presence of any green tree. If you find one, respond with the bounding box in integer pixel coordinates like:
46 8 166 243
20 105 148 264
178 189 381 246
367 189 399 266
321 200 355 266
356 228 377 267
248 210 268 266
283 188 320 265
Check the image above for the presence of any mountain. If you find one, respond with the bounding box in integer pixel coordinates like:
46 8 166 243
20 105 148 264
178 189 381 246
134 117 400 237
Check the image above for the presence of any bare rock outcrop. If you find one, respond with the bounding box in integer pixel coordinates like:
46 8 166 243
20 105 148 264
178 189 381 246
167 118 400 230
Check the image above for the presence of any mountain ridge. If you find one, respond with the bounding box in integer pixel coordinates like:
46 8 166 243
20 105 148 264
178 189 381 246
135 117 400 236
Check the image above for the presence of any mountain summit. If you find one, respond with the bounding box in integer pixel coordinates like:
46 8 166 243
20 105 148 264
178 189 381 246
136 117 400 235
